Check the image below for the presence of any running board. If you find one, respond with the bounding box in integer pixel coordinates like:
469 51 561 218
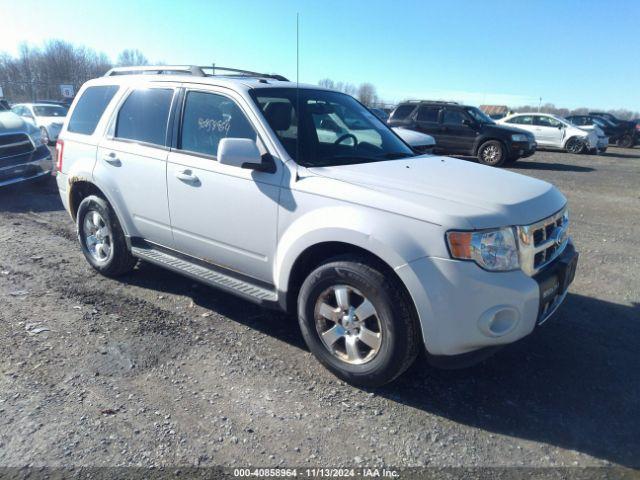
131 246 278 304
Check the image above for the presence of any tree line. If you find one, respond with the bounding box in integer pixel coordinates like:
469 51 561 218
0 40 150 102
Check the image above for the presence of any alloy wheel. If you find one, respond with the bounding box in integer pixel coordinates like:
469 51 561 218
314 285 383 365
82 210 113 263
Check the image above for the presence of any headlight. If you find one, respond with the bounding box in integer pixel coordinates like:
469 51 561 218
446 227 520 271
511 134 528 142
29 132 44 147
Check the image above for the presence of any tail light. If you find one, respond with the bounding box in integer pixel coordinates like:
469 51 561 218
55 139 64 173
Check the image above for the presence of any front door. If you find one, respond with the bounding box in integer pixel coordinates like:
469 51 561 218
533 116 565 147
438 108 477 154
166 88 281 284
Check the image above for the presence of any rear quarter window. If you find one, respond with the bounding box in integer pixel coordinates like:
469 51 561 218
67 85 119 135
390 104 416 121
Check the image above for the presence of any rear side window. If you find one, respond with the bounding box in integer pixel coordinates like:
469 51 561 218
115 88 174 146
68 85 119 135
416 106 440 122
508 115 533 125
390 104 416 120
180 91 256 157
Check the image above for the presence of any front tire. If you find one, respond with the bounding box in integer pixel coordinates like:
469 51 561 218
77 195 137 277
297 256 420 387
565 137 586 154
477 140 507 167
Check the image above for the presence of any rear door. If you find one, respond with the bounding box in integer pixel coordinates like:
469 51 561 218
438 108 476 154
95 85 176 247
413 105 441 148
166 87 281 283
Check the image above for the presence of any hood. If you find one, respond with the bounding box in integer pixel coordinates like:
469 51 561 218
306 155 566 229
485 122 532 136
392 127 436 146
0 111 39 136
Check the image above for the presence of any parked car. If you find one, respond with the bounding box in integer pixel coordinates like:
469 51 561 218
499 113 607 154
0 110 53 187
588 112 637 147
56 65 577 386
10 103 67 144
387 101 536 167
565 114 625 147
370 108 389 122
392 127 436 153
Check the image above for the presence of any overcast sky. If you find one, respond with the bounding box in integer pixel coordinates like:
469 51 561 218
1 0 639 110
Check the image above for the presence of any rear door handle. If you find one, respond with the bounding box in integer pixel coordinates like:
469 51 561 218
102 152 121 166
176 169 199 184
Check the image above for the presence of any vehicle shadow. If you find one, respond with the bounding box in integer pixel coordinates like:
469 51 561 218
510 161 595 172
122 263 640 467
601 151 640 160
0 175 63 213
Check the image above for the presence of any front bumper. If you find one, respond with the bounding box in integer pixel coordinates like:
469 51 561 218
396 240 577 357
509 140 537 159
0 145 53 188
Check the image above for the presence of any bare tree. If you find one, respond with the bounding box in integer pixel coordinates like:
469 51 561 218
318 78 335 89
357 83 378 107
116 49 149 67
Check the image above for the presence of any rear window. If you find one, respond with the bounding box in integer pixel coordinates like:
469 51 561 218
115 88 174 146
67 85 119 135
390 104 416 120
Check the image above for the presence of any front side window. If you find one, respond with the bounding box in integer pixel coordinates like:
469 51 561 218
68 85 119 135
442 109 467 125
251 88 414 167
180 91 257 157
535 116 562 128
115 88 173 146
465 107 495 124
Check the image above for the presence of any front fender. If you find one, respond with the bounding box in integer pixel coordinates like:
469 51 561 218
274 204 445 292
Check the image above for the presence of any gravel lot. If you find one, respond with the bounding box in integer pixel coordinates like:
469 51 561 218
0 147 638 470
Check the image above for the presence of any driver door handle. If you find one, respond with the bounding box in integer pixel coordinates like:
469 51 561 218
176 169 199 183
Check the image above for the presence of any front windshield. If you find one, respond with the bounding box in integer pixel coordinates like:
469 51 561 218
33 105 67 117
465 107 494 124
250 88 414 167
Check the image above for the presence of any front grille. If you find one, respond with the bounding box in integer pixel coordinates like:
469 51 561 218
0 133 34 160
517 207 569 276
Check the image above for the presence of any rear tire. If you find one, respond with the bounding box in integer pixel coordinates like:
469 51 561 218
77 195 137 277
617 133 634 148
297 256 420 387
477 140 507 167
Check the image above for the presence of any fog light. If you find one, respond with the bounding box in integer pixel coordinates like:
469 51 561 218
478 306 520 337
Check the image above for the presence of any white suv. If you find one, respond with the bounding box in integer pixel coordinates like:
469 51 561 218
55 66 578 386
498 112 607 154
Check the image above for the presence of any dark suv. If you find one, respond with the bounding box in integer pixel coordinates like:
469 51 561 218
588 112 637 147
388 101 536 167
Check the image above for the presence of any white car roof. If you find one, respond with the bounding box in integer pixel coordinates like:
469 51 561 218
83 73 329 94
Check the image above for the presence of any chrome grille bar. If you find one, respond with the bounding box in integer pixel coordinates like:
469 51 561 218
517 207 569 276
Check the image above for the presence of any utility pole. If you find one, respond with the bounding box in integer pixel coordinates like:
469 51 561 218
538 97 542 112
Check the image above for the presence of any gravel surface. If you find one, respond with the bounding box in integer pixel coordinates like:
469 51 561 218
0 147 638 470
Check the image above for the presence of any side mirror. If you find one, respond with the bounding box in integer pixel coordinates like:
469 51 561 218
320 118 340 133
558 124 564 129
217 138 274 173
462 118 474 128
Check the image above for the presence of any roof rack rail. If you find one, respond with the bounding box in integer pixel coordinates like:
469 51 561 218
403 99 459 105
104 65 289 81
199 65 289 82
104 65 207 77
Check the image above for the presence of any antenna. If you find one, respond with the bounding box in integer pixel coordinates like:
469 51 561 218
296 12 300 166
